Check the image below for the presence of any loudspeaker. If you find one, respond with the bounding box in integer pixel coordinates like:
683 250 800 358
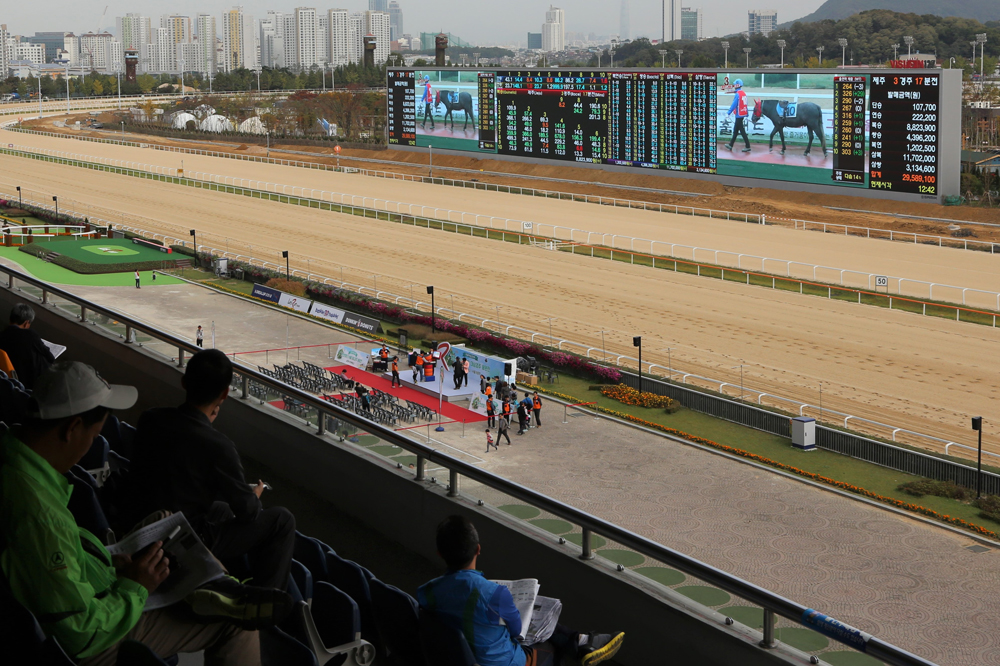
504 362 513 376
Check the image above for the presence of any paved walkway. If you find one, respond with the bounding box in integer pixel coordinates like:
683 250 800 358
34 279 1000 665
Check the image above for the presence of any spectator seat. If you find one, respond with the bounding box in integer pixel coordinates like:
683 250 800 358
368 578 425 666
418 608 477 666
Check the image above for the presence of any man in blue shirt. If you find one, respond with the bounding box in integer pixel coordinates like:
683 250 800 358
418 516 624 666
724 79 752 153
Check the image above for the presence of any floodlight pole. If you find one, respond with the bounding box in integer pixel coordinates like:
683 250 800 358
633 336 642 395
744 48 751 68
675 50 683 67
973 417 984 498
16 186 21 208
427 285 435 331
53 196 58 220
777 39 786 68
658 49 668 68
721 41 729 68
903 35 913 56
189 229 197 263
838 38 847 67
282 250 289 279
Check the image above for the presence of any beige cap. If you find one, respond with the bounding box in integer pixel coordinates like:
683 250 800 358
30 361 138 419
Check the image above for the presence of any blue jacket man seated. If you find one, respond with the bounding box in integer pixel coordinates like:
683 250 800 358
417 515 624 666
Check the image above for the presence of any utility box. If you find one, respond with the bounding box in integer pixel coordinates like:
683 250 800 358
792 417 816 451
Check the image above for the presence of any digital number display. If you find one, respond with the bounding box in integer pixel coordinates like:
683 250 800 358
833 76 866 183
868 74 939 195
386 70 415 146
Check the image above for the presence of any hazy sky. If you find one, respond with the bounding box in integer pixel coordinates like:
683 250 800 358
4 0 827 45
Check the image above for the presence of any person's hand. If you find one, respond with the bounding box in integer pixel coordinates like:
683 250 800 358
253 480 266 498
111 553 132 572
121 541 170 593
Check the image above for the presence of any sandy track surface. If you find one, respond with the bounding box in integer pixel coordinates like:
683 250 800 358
2 151 998 460
5 126 1000 307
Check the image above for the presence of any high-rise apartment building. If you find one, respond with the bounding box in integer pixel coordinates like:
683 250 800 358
195 15 217 74
222 6 257 71
26 32 66 62
620 0 630 41
77 32 121 71
366 10 390 64
348 12 364 64
663 0 682 42
258 17 282 68
294 7 319 69
748 10 778 36
116 13 151 71
369 0 388 12
541 6 564 52
328 9 350 67
8 37 46 66
388 1 403 42
681 7 702 41
0 25 8 78
527 32 541 50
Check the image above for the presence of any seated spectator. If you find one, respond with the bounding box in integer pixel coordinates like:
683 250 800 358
0 303 56 389
418 515 624 666
340 368 355 390
127 349 295 590
0 361 260 665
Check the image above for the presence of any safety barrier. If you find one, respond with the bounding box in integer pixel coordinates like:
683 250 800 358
0 261 944 666
1 155 991 463
620 372 1000 496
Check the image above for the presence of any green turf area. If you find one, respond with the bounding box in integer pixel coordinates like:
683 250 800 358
550 373 1000 534
29 237 172 264
0 245 183 287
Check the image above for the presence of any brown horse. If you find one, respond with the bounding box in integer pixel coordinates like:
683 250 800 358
751 99 827 157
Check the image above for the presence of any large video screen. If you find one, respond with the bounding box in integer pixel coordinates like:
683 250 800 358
387 69 941 196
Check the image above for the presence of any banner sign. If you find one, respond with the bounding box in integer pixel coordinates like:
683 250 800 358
801 610 871 651
132 238 172 253
278 292 312 313
445 346 516 383
310 303 347 324
468 392 499 416
251 284 281 303
342 311 381 334
334 346 371 370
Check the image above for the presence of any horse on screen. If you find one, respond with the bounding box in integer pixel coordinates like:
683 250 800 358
751 99 827 158
434 90 476 130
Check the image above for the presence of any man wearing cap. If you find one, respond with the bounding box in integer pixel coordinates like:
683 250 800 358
420 74 435 130
0 302 56 389
127 350 295 591
0 361 259 665
724 79 752 154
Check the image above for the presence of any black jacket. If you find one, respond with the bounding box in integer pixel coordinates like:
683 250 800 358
0 325 55 389
128 403 261 534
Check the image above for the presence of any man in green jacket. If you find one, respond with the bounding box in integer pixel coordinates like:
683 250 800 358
0 361 259 665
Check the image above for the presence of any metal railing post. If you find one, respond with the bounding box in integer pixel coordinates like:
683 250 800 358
760 609 776 648
178 348 185 368
80 306 87 322
415 456 426 481
448 469 460 497
579 528 595 560
318 412 326 436
125 325 134 343
242 374 249 399
41 289 48 304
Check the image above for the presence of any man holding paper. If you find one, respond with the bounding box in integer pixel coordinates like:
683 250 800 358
418 515 624 666
0 303 56 389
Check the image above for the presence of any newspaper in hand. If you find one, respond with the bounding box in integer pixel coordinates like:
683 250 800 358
41 339 66 359
107 513 225 610
491 579 562 645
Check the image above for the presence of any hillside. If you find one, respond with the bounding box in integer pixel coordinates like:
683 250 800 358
789 0 1000 24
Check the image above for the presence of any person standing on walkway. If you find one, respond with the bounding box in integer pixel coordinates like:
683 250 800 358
485 429 497 453
390 357 401 388
453 358 463 390
196 326 204 348
497 414 511 445
485 397 496 429
724 79 751 154
516 400 528 436
479 374 487 394
462 357 470 386
134 270 141 289
412 349 422 383
532 391 543 428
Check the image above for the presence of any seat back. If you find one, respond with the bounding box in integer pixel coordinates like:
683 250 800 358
369 578 425 666
0 349 16 377
313 582 360 649
294 532 330 581
291 559 314 602
261 625 319 666
65 466 111 543
325 553 376 640
100 413 124 454
418 608 477 666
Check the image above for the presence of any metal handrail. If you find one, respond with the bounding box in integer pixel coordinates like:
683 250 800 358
0 262 935 666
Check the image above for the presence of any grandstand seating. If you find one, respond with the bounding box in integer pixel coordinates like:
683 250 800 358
418 609 477 666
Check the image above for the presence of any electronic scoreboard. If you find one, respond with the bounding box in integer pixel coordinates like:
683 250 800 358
387 68 954 200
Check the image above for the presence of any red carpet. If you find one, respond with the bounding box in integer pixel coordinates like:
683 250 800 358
327 365 485 423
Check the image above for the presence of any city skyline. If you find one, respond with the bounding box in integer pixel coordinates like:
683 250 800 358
2 0 829 47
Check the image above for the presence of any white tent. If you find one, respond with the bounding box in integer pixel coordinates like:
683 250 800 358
238 116 266 135
200 115 234 133
171 112 197 129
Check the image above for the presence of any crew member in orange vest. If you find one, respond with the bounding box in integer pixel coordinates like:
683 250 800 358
486 397 496 428
532 391 543 427
379 345 389 360
391 357 400 388
414 350 424 381
423 351 435 380
501 399 511 418
484 383 493 400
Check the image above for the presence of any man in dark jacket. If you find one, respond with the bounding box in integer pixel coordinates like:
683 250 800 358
127 350 295 589
0 303 56 389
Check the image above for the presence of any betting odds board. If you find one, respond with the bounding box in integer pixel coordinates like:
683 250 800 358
387 68 954 200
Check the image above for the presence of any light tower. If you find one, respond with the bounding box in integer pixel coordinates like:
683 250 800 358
892 43 900 60
658 49 668 68
977 33 987 79
816 45 824 66
675 49 683 67
721 40 729 68
903 35 913 56
838 38 847 67
776 39 786 68
743 47 751 68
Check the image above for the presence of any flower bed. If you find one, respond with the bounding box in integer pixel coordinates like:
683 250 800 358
530 385 1000 541
599 384 676 409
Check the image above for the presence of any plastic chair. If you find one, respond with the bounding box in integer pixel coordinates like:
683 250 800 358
0 349 17 379
325 553 377 641
294 532 331 581
261 626 319 666
418 608 477 666
368 578 425 666
298 585 376 666
292 559 315 603
65 465 112 544
101 413 124 454
79 435 111 485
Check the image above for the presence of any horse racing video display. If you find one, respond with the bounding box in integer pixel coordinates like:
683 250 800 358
387 68 950 198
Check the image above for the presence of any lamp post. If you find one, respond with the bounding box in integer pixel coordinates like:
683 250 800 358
816 45 824 66
116 68 122 109
973 417 984 498
658 49 668 68
675 50 684 67
189 229 197 263
721 40 729 68
610 40 618 68
892 43 899 60
971 40 979 67
255 67 261 93
776 39 786 68
16 186 21 208
743 47 751 68
633 336 642 395
282 250 289 279
37 75 42 119
52 196 59 220
427 285 435 331
838 38 847 67
903 35 913 56
977 33 987 80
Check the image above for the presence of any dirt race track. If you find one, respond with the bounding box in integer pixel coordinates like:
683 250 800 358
1 125 999 460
